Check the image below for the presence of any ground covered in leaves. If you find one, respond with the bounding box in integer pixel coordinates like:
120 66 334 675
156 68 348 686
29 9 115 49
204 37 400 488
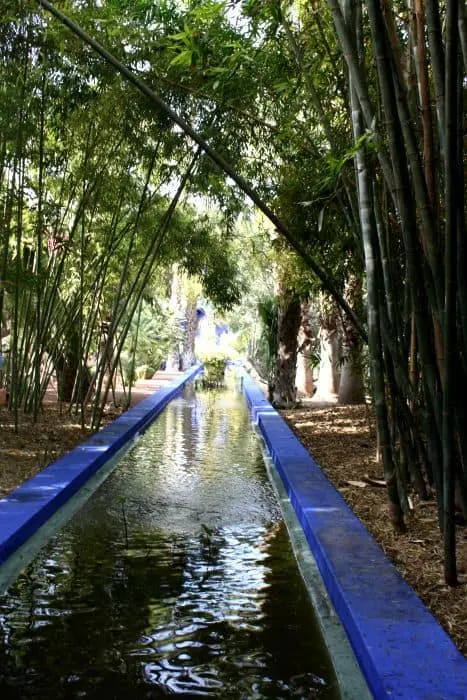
0 400 465 658
0 404 120 499
280 403 467 658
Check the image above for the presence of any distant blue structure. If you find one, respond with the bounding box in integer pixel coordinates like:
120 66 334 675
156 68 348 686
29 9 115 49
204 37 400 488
215 324 229 345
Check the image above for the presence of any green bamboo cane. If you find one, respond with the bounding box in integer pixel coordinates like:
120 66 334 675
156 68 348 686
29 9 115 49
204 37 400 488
0 139 7 194
127 298 143 407
343 0 405 531
384 47 442 310
366 0 446 526
373 188 406 355
92 167 197 424
365 0 442 416
34 69 46 420
81 138 181 416
37 129 123 377
93 149 200 428
453 43 467 519
79 195 140 415
36 0 368 344
326 0 396 194
310 5 348 101
442 0 459 586
280 10 362 256
424 0 446 153
0 171 15 357
459 0 467 71
413 0 437 212
17 278 36 409
455 45 467 369
85 149 163 420
11 73 29 430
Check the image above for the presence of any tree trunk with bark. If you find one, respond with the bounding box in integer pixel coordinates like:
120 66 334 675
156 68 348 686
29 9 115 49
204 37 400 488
181 297 199 370
295 298 314 397
272 295 301 406
338 348 365 403
339 276 366 404
316 304 340 398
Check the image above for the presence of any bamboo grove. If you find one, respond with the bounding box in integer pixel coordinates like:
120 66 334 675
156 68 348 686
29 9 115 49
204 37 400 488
328 0 466 585
0 4 243 430
1 0 466 583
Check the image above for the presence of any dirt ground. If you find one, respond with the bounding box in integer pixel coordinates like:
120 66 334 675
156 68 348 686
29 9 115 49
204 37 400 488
0 372 180 499
0 404 117 499
280 402 467 658
0 384 465 658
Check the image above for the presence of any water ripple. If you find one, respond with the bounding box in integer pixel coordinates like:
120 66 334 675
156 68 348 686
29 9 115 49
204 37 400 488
0 382 339 698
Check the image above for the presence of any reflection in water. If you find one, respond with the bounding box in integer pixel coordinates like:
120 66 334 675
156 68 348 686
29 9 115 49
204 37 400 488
0 377 339 699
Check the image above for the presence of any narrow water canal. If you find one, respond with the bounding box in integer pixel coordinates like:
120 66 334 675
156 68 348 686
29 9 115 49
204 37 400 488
0 378 340 699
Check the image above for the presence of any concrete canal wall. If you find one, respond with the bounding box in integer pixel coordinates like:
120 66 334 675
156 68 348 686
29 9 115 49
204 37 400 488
0 365 201 568
241 371 467 700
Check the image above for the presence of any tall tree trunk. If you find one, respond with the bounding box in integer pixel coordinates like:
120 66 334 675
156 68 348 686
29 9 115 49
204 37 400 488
338 344 365 403
273 296 301 406
316 303 340 398
295 298 314 397
339 275 366 404
181 297 199 370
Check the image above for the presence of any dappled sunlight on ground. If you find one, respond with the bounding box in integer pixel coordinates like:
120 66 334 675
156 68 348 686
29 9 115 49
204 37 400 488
0 371 180 499
0 407 96 499
280 403 467 658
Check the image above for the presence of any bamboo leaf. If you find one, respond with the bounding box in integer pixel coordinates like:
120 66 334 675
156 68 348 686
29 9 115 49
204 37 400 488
169 50 193 67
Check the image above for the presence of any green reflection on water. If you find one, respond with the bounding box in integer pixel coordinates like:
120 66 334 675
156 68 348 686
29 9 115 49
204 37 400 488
0 379 340 699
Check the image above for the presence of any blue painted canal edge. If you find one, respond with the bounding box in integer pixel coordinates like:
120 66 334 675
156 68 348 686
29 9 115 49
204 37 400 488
0 365 201 572
240 370 467 700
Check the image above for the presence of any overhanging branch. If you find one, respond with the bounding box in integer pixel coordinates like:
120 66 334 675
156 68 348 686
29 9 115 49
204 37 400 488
37 0 368 343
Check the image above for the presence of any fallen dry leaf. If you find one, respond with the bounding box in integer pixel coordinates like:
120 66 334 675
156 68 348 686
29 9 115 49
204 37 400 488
280 402 467 658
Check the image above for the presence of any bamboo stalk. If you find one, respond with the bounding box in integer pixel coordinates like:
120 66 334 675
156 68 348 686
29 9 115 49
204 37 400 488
414 0 437 211
34 69 46 420
344 0 405 531
424 0 446 152
93 149 201 427
37 0 368 343
459 0 467 71
442 0 459 586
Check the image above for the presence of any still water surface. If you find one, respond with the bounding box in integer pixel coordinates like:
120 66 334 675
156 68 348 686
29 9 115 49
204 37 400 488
0 381 339 699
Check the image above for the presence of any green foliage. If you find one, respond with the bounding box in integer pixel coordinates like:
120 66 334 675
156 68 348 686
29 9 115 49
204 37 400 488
19 0 464 580
200 351 228 386
164 210 245 311
136 365 156 379
256 296 278 382
122 301 171 383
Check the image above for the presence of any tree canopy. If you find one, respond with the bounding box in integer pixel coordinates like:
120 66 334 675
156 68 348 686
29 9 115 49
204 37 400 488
1 0 465 583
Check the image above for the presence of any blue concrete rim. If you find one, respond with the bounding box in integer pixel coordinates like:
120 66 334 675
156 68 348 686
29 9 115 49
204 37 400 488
0 365 201 568
240 370 467 700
